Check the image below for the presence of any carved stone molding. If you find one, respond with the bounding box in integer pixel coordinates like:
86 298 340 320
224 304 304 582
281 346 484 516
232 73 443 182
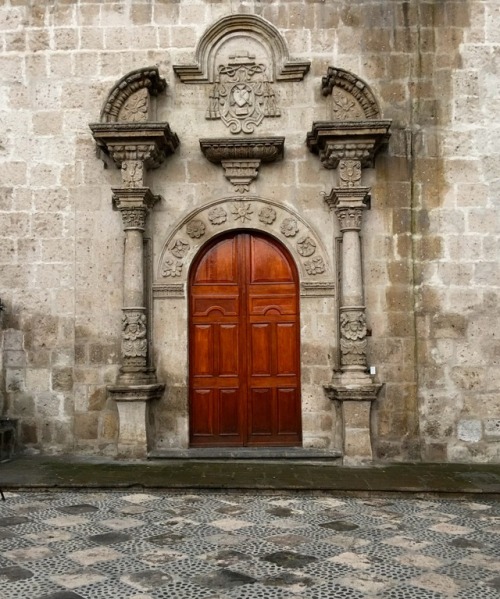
300 281 335 297
200 137 284 192
152 283 185 299
339 308 368 368
100 67 167 123
306 121 391 169
321 67 381 120
173 14 310 83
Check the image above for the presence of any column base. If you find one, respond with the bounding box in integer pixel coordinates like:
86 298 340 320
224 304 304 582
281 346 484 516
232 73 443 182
324 378 382 466
108 383 165 458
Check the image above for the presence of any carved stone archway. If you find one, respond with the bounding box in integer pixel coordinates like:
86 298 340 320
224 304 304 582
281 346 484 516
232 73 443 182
154 197 335 300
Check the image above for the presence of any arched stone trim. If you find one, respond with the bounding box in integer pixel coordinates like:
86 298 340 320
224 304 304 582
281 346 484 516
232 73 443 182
100 67 167 123
321 67 381 120
173 14 310 83
153 197 334 298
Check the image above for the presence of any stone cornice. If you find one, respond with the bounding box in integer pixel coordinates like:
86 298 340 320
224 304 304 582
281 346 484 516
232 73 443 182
90 122 179 170
306 120 391 169
200 137 284 163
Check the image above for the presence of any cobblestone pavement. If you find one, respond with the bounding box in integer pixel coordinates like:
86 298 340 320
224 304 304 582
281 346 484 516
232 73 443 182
1 491 500 599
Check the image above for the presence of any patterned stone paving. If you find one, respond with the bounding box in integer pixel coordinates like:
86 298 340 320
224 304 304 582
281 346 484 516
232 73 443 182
0 491 499 598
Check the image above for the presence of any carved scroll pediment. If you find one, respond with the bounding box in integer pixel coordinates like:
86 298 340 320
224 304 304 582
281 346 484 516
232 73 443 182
321 67 381 121
100 67 167 123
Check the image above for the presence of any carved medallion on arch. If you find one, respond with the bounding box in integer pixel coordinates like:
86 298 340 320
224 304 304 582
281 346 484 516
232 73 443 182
154 198 334 299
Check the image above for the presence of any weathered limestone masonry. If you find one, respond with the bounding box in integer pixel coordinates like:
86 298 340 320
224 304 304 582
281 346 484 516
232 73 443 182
0 0 499 463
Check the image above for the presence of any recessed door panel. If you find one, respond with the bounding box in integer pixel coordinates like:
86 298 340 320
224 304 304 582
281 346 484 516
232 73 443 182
189 232 301 447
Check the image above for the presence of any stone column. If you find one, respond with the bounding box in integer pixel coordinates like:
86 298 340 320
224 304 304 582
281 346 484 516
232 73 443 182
108 182 164 458
307 120 391 465
89 68 179 458
324 183 381 464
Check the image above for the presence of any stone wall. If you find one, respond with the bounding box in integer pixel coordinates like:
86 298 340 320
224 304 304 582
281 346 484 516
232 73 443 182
0 0 498 462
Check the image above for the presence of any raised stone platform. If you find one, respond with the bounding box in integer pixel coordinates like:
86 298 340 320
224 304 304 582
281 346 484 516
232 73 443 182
148 447 343 461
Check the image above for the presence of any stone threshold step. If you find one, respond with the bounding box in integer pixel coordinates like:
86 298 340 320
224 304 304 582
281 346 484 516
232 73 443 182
148 448 343 461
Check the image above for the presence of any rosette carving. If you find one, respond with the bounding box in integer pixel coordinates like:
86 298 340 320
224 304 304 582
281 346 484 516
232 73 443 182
169 240 189 259
258 206 277 224
280 218 299 238
208 206 227 225
231 202 253 223
297 236 316 257
304 256 325 275
186 220 206 239
162 259 183 277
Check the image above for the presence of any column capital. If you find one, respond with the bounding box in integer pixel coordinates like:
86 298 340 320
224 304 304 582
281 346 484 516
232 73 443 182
324 187 371 213
112 187 161 231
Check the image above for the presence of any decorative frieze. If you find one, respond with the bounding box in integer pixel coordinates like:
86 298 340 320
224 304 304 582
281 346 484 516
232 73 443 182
321 67 381 120
169 240 189 259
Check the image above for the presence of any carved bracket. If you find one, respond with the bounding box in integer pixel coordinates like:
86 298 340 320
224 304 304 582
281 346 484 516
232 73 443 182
200 137 284 193
90 122 179 172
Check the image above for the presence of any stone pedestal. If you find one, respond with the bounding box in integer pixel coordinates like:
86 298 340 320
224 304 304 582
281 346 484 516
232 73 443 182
108 384 164 458
325 383 381 465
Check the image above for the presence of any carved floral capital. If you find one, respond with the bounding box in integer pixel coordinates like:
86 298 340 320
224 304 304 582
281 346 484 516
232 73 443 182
112 187 161 231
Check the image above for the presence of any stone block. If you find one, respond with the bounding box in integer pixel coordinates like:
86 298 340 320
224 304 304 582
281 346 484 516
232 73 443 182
484 420 500 440
52 367 74 392
74 412 99 440
457 420 482 443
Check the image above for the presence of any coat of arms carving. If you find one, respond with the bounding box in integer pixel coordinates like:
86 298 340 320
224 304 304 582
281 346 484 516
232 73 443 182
207 52 280 134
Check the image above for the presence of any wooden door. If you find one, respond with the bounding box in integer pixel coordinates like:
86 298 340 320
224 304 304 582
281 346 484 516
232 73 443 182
189 231 301 447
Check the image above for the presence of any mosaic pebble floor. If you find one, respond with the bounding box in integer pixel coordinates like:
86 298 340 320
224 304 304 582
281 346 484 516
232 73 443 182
0 490 499 598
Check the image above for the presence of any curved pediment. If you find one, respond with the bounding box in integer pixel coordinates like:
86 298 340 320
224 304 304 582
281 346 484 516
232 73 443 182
173 14 310 83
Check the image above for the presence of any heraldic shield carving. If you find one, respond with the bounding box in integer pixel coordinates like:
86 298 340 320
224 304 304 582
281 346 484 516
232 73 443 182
207 52 280 134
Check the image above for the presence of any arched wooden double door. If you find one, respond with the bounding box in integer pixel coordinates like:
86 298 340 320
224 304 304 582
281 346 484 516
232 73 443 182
189 231 302 447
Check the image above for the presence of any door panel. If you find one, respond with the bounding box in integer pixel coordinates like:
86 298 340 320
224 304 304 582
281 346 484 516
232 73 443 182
189 232 301 447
